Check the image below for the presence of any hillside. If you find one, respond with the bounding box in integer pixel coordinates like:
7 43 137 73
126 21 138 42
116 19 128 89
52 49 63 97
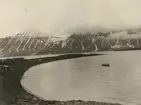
0 29 141 56
0 32 61 56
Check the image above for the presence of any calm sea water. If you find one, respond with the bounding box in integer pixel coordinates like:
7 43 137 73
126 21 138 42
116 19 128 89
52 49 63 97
21 51 141 105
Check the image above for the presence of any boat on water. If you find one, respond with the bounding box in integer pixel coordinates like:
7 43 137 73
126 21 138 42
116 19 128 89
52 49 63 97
102 63 110 67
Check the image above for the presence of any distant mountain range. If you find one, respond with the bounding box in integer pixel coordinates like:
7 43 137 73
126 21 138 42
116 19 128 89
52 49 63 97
0 29 141 57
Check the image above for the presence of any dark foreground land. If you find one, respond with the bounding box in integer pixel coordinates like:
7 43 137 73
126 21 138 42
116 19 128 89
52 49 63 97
0 53 121 105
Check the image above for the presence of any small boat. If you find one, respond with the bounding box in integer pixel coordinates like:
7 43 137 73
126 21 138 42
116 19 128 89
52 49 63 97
102 63 110 67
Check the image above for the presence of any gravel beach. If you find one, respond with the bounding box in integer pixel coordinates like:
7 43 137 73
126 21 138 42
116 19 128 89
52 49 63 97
0 53 121 105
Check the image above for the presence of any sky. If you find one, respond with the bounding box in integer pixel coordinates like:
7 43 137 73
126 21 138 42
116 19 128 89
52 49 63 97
0 0 141 37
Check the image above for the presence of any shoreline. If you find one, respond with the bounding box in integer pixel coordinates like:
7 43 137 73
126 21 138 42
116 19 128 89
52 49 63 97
0 53 121 105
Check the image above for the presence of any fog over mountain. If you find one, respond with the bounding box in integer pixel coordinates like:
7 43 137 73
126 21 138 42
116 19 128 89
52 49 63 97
0 0 141 37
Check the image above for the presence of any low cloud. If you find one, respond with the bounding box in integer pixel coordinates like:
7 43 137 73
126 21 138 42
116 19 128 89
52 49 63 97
0 0 141 37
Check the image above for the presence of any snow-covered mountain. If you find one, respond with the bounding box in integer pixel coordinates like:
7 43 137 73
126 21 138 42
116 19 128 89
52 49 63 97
40 30 141 54
0 32 61 56
0 29 141 57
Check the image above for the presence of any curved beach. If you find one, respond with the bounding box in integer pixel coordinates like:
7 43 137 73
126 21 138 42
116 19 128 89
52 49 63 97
0 53 120 105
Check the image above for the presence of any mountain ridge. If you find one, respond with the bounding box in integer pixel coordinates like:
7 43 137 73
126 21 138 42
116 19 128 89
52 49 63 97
0 29 141 57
